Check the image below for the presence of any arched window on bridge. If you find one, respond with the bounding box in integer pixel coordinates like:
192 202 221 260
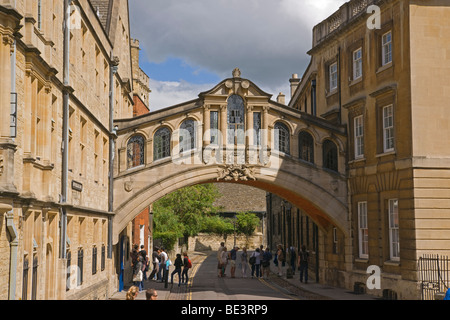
299 131 314 164
153 127 171 161
127 135 145 169
227 94 245 145
323 139 338 172
179 119 196 153
274 122 290 155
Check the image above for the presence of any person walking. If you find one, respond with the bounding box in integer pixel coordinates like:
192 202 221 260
276 244 285 277
229 246 239 278
217 242 225 277
157 247 168 282
220 246 228 277
181 252 191 285
261 247 272 279
126 285 139 300
130 244 139 275
133 255 145 292
240 247 248 278
298 245 309 283
149 247 160 281
139 245 149 281
171 253 183 286
250 248 261 278
289 245 297 276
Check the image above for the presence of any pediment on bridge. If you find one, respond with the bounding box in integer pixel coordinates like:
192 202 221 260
199 68 273 103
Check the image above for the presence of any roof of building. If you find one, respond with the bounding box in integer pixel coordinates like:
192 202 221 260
213 183 266 213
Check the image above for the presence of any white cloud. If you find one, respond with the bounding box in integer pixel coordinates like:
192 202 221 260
148 79 214 111
130 0 348 110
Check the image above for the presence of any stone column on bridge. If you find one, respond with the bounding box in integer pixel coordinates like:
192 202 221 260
203 104 210 148
246 104 254 146
146 138 153 165
220 104 227 147
262 106 269 149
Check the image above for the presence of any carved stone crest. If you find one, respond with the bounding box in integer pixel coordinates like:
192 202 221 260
232 67 241 78
217 164 256 182
124 178 134 192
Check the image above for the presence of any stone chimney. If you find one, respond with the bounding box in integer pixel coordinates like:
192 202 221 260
289 74 301 98
277 92 286 105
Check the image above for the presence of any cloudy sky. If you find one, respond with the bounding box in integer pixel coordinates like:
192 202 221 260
129 0 348 110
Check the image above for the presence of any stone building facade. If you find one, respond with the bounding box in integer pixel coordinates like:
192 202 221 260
267 0 450 299
0 0 140 300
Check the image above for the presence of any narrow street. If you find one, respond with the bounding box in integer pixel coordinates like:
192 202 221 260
111 251 314 301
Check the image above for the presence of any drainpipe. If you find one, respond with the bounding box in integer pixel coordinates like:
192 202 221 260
60 0 71 259
5 208 18 300
338 47 342 125
108 55 119 258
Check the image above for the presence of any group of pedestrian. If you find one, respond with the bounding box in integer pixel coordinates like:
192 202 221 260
216 243 272 280
216 242 310 283
131 244 192 290
274 244 309 283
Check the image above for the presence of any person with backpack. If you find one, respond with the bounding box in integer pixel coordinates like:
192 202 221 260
298 245 309 283
170 253 183 286
181 252 192 285
261 247 272 279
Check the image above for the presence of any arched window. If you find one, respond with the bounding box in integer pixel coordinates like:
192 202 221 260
299 131 314 163
127 135 145 168
274 122 290 154
179 119 196 153
323 139 338 172
227 94 245 145
153 127 171 161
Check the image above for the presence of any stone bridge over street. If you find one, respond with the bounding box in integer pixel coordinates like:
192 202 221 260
111 69 348 245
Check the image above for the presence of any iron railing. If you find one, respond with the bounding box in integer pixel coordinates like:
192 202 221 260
418 254 450 300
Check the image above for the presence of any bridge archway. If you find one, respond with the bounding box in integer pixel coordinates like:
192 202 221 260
112 69 348 245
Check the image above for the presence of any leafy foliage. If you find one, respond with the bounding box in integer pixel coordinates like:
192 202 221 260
200 215 234 235
235 211 260 236
153 184 224 249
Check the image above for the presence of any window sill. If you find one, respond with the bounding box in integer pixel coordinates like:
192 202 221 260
325 89 338 98
355 258 369 264
376 150 396 158
348 157 366 165
384 260 400 267
349 77 363 87
376 62 393 74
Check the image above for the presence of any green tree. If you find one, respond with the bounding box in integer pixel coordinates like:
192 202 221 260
200 215 234 235
152 205 185 251
235 211 260 237
153 184 223 247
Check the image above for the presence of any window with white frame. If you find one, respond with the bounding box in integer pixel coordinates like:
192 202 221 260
353 48 362 80
329 62 338 91
358 202 369 259
382 31 392 66
383 105 394 152
388 199 400 261
354 115 364 159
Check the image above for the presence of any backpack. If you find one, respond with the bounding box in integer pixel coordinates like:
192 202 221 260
186 258 192 269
